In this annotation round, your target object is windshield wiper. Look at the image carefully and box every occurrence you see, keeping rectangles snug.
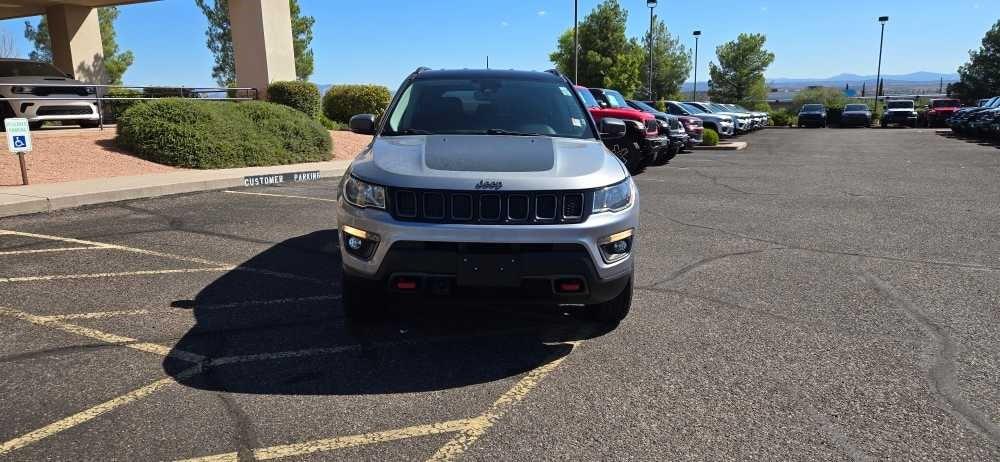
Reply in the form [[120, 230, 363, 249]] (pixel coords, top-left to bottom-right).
[[383, 128, 433, 136]]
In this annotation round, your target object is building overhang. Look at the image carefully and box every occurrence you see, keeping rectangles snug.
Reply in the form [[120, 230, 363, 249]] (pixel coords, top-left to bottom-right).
[[0, 0, 159, 20]]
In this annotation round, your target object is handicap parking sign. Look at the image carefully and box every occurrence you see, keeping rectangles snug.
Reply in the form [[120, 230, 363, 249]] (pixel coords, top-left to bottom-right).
[[5, 118, 32, 153]]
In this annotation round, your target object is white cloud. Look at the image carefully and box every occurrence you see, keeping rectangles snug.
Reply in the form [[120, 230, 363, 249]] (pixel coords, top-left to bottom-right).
[[760, 5, 768, 12], [537, 10, 547, 16], [500, 21, 510, 27]]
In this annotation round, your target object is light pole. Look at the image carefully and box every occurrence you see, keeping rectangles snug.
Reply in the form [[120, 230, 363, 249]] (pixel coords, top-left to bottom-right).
[[692, 30, 701, 101], [647, 0, 657, 100], [875, 16, 888, 120], [573, 0, 578, 84]]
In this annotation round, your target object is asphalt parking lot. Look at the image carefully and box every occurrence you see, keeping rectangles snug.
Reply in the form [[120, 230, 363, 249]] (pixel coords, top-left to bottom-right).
[[2, 128, 999, 460]]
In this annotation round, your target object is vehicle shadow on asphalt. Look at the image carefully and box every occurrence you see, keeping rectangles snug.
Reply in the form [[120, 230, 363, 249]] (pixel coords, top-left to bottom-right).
[[938, 131, 1000, 148], [162, 230, 607, 395]]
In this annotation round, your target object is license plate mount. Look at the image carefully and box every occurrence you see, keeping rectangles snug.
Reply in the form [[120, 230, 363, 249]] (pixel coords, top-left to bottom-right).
[[456, 254, 521, 287]]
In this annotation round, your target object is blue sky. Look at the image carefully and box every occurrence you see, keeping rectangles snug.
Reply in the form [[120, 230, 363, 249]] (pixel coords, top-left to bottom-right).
[[0, 0, 995, 89]]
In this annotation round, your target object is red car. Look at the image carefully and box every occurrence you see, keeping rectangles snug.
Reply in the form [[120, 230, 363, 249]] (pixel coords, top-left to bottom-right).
[[926, 98, 961, 127], [574, 85, 666, 174]]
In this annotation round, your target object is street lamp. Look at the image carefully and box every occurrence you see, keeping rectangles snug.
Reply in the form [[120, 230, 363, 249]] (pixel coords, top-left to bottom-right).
[[647, 0, 657, 100], [692, 30, 701, 101], [573, 0, 579, 84], [875, 16, 889, 120]]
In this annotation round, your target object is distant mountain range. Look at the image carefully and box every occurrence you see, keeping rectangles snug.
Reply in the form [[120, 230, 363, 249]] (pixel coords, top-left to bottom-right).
[[681, 71, 959, 92]]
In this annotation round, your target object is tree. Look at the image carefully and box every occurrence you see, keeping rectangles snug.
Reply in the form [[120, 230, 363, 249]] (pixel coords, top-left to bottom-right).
[[24, 19, 51, 62], [289, 0, 315, 81], [790, 86, 846, 112], [194, 0, 234, 86], [640, 17, 691, 100], [0, 30, 16, 58], [949, 19, 1000, 103], [707, 33, 775, 108], [549, 0, 643, 97], [24, 9, 133, 84], [99, 7, 134, 85], [196, 0, 315, 87]]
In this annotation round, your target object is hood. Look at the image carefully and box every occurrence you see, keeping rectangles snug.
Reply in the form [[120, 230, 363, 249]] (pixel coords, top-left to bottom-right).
[[0, 76, 86, 85], [350, 135, 627, 191], [842, 110, 870, 114], [591, 106, 655, 122]]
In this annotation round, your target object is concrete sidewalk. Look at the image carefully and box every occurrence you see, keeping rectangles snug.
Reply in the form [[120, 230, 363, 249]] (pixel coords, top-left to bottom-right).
[[0, 159, 351, 218]]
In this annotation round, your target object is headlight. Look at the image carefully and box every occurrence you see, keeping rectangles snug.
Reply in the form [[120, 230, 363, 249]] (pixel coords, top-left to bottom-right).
[[342, 175, 386, 209], [592, 179, 633, 213]]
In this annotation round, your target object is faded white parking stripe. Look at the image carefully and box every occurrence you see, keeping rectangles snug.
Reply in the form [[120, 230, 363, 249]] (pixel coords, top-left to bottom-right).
[[41, 295, 342, 320], [0, 267, 235, 283], [0, 246, 104, 256]]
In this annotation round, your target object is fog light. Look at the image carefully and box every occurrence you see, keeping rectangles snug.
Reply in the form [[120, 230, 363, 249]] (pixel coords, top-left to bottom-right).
[[598, 229, 634, 263], [347, 236, 363, 250], [342, 225, 379, 260]]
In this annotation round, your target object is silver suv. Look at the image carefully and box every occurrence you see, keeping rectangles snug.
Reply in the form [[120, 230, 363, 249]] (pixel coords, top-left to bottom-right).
[[338, 68, 639, 325]]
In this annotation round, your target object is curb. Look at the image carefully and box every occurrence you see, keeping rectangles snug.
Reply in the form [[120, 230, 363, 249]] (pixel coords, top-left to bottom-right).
[[0, 161, 350, 218], [692, 141, 747, 151]]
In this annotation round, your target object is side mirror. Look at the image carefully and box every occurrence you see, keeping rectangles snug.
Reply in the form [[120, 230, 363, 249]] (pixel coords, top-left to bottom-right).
[[349, 114, 376, 135], [599, 118, 627, 139], [598, 101, 609, 108]]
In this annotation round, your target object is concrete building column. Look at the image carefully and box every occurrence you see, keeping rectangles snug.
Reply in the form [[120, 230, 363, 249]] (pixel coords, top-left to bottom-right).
[[229, 0, 296, 98], [46, 5, 106, 83]]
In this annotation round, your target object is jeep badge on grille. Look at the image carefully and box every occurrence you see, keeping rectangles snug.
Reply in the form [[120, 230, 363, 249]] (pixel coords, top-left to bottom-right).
[[475, 180, 503, 190]]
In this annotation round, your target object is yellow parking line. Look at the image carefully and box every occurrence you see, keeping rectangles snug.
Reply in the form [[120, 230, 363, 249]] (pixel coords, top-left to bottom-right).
[[40, 295, 342, 320], [426, 342, 580, 461], [223, 190, 339, 203], [0, 364, 202, 457], [0, 266, 235, 283], [0, 229, 230, 267], [176, 418, 477, 462], [0, 246, 104, 256], [0, 306, 204, 363]]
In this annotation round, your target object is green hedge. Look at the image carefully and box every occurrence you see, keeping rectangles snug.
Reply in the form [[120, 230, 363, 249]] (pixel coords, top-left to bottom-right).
[[267, 81, 320, 118], [115, 99, 331, 169], [702, 128, 719, 146], [323, 84, 391, 124], [768, 109, 794, 127], [101, 88, 144, 123]]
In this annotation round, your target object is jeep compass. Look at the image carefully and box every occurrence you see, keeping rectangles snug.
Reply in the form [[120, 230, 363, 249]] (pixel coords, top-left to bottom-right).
[[338, 68, 638, 324]]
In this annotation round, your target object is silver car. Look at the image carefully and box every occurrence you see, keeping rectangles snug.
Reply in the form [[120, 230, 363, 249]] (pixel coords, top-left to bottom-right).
[[0, 59, 99, 130], [337, 68, 638, 325]]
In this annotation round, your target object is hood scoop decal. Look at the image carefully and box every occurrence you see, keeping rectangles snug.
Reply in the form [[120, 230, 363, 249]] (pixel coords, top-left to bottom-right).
[[424, 136, 555, 172]]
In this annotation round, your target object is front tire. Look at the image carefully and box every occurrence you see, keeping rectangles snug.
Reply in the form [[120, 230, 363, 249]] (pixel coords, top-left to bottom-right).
[[608, 137, 646, 175], [587, 276, 633, 325]]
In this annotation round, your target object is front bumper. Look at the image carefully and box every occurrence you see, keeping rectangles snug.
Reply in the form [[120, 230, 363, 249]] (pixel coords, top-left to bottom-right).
[[883, 113, 917, 125], [337, 194, 639, 303], [7, 99, 99, 122]]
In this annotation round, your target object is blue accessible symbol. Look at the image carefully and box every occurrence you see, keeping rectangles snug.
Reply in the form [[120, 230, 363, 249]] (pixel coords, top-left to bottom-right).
[[12, 135, 26, 148]]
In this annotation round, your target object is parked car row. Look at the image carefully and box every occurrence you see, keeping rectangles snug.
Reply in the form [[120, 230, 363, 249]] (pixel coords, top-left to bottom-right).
[[947, 96, 1000, 138]]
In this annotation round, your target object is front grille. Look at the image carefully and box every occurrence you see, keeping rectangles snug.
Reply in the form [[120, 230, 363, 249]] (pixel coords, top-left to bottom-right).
[[644, 119, 659, 133], [390, 188, 591, 225], [32, 86, 92, 97], [36, 106, 93, 116]]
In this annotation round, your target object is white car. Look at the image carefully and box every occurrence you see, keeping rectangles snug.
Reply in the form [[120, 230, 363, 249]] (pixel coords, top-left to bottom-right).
[[0, 58, 100, 130]]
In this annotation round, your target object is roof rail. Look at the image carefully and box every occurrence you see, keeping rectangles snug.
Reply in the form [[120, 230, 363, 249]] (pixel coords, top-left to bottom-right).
[[412, 66, 431, 75], [544, 69, 572, 84]]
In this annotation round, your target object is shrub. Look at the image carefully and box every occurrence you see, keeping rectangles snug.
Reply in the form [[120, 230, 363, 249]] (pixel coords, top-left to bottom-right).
[[116, 99, 331, 169], [101, 88, 144, 123], [323, 84, 391, 124], [267, 81, 320, 118], [768, 109, 794, 126], [319, 115, 347, 130], [702, 128, 719, 146]]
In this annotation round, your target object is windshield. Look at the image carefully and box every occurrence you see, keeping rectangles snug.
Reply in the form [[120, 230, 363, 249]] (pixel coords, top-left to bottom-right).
[[680, 102, 705, 114], [383, 77, 593, 139], [602, 90, 628, 108], [629, 100, 657, 113], [576, 88, 600, 108], [931, 99, 959, 108], [801, 104, 824, 112], [710, 104, 731, 112], [0, 60, 67, 78], [844, 104, 869, 111], [887, 101, 914, 109]]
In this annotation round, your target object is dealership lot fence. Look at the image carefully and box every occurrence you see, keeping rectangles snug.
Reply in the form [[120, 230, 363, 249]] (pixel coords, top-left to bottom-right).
[[0, 84, 259, 130]]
